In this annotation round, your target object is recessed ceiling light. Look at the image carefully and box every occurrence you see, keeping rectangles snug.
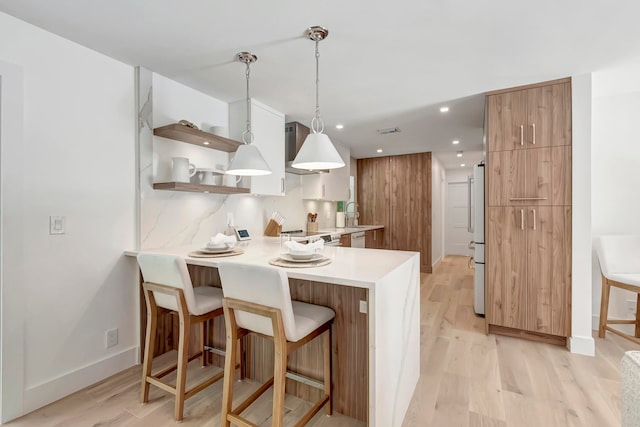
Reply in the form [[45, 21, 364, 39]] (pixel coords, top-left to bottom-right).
[[336, 124, 344, 129], [460, 163, 466, 167], [377, 149, 383, 153], [203, 141, 210, 145], [456, 151, 463, 157], [452, 140, 459, 145], [440, 106, 449, 113]]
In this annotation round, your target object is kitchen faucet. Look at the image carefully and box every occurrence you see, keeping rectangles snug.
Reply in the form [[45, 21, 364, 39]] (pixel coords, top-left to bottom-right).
[[345, 201, 359, 227]]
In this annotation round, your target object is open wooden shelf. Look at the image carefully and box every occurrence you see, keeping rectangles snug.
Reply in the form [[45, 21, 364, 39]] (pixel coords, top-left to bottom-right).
[[153, 124, 242, 152], [153, 182, 250, 194]]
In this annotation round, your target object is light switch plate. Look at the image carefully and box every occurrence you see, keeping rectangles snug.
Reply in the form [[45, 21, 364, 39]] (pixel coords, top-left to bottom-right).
[[359, 300, 367, 314], [49, 216, 65, 235]]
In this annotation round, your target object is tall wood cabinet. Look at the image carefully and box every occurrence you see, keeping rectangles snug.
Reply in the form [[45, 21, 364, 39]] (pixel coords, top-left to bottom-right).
[[357, 152, 432, 272], [486, 78, 572, 341]]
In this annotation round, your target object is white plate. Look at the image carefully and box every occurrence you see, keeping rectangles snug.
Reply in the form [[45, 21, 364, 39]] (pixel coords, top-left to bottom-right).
[[279, 253, 324, 263], [206, 242, 231, 250], [200, 246, 233, 254]]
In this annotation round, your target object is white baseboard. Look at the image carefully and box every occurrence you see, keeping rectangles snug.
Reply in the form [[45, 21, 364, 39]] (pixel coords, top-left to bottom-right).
[[568, 335, 595, 356], [432, 256, 442, 269], [23, 346, 139, 415]]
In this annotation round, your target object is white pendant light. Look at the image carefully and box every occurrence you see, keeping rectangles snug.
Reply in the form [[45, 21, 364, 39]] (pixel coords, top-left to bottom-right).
[[292, 26, 345, 170], [226, 52, 272, 176]]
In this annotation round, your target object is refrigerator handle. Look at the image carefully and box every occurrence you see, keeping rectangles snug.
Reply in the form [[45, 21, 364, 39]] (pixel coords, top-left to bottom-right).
[[468, 176, 474, 233]]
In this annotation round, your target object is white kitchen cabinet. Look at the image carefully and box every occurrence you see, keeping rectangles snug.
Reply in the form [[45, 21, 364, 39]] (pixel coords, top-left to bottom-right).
[[302, 143, 351, 201], [229, 99, 285, 196]]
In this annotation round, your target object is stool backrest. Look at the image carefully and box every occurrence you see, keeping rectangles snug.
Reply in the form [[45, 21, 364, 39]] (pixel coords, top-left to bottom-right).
[[217, 262, 296, 341], [595, 235, 640, 276], [137, 253, 197, 313]]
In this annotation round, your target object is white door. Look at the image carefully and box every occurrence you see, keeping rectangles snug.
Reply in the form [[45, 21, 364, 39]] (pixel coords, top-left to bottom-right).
[[445, 180, 473, 256]]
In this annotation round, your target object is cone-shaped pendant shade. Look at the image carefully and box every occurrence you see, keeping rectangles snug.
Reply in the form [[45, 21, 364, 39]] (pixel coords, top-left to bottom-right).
[[226, 144, 272, 176], [291, 132, 345, 170]]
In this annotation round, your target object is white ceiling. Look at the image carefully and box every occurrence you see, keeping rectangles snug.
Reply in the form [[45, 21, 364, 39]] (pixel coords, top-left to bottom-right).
[[2, 1, 640, 159]]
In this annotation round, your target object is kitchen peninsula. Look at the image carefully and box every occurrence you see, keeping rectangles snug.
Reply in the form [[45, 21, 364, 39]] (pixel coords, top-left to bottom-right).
[[126, 238, 419, 426]]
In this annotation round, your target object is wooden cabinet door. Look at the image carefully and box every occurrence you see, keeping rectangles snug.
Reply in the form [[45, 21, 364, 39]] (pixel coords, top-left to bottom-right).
[[526, 83, 572, 148], [357, 157, 390, 248], [340, 234, 351, 247], [525, 206, 571, 336], [487, 90, 527, 152], [486, 207, 527, 330], [551, 146, 571, 206], [524, 147, 552, 205], [487, 150, 526, 206], [365, 229, 384, 249]]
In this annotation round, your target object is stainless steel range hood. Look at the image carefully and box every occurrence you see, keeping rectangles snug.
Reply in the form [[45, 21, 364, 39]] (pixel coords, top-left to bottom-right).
[[285, 121, 329, 175]]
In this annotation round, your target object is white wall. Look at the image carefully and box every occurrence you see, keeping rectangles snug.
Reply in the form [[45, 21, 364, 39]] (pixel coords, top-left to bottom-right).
[[570, 74, 595, 355], [0, 11, 138, 420], [431, 156, 445, 266], [591, 59, 640, 332]]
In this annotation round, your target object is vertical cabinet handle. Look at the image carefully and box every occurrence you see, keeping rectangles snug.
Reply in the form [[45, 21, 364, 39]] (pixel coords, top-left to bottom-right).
[[373, 230, 377, 241], [520, 125, 524, 146], [467, 176, 473, 233], [520, 209, 524, 230], [532, 208, 537, 230], [281, 177, 285, 193], [531, 124, 536, 145], [322, 184, 325, 198]]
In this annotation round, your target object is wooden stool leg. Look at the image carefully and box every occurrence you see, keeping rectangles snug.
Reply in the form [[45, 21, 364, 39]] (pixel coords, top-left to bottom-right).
[[323, 328, 332, 415], [635, 294, 640, 338], [238, 334, 246, 380], [221, 308, 238, 427], [272, 335, 287, 427], [141, 293, 157, 404], [174, 315, 191, 421], [201, 319, 207, 367], [599, 275, 611, 338]]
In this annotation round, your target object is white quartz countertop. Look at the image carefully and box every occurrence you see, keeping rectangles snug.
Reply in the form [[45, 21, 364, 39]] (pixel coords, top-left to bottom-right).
[[125, 235, 416, 289], [318, 225, 384, 235]]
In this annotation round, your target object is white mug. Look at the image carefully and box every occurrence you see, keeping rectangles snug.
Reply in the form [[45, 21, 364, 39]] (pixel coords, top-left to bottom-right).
[[222, 173, 242, 187], [171, 157, 196, 183], [198, 170, 220, 186]]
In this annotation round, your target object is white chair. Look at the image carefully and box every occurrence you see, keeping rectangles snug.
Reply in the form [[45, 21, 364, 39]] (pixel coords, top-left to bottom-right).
[[137, 253, 241, 421], [595, 235, 640, 345], [217, 262, 335, 427]]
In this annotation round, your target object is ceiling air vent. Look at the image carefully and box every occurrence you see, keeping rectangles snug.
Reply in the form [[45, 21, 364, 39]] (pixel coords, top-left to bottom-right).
[[376, 127, 400, 135]]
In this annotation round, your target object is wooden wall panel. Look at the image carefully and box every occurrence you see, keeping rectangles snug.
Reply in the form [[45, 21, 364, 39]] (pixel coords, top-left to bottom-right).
[[357, 157, 390, 248]]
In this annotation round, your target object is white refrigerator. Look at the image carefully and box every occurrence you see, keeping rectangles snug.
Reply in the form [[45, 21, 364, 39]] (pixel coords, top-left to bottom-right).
[[469, 164, 485, 315]]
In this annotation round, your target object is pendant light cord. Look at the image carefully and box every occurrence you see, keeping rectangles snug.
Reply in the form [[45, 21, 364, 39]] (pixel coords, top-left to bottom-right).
[[311, 37, 324, 134], [243, 60, 254, 144]]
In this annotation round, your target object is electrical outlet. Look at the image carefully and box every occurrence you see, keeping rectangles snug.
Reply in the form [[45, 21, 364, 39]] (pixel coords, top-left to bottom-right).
[[627, 300, 637, 314], [105, 328, 118, 348]]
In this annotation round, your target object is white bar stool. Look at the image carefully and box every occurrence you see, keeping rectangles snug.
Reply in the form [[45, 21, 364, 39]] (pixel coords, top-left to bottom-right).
[[218, 262, 335, 427], [137, 253, 243, 421], [595, 235, 640, 345]]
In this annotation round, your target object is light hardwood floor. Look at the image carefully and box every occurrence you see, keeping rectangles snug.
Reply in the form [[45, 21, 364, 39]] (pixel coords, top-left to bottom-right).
[[7, 256, 637, 426]]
